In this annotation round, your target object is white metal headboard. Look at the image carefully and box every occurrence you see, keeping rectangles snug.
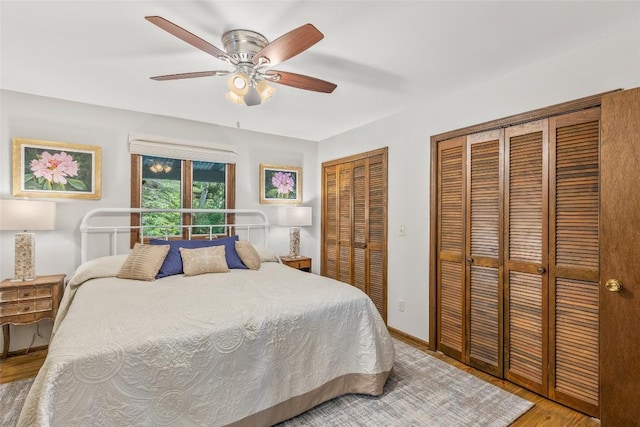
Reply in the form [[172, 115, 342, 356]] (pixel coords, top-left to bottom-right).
[[79, 208, 270, 264]]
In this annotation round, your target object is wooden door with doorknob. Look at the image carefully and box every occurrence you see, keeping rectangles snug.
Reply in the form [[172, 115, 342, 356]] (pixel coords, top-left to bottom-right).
[[599, 87, 640, 426]]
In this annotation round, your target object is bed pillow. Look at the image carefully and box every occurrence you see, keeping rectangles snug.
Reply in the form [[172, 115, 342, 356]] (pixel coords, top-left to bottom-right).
[[180, 245, 229, 276], [252, 244, 281, 263], [235, 240, 261, 270], [150, 235, 246, 278], [117, 243, 170, 281]]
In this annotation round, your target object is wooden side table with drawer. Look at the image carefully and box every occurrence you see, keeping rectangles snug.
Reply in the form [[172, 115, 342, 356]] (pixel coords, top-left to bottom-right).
[[0, 274, 65, 360], [280, 256, 312, 272]]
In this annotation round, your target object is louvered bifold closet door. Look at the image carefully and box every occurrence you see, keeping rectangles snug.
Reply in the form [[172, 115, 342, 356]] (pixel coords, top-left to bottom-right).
[[322, 163, 353, 284], [352, 160, 368, 295], [366, 154, 387, 321], [504, 120, 549, 395], [338, 164, 353, 284], [548, 108, 600, 417], [437, 136, 466, 361], [322, 165, 339, 278], [322, 148, 388, 323], [466, 130, 503, 376]]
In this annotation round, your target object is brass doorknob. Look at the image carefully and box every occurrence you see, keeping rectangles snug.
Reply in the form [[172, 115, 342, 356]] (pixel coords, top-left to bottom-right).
[[605, 279, 623, 292]]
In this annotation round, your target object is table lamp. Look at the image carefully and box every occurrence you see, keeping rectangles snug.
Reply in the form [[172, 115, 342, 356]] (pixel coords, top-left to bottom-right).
[[278, 206, 312, 258], [0, 199, 56, 281]]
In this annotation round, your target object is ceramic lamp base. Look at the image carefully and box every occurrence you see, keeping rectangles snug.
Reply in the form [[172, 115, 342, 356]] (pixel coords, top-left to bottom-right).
[[13, 232, 35, 281], [288, 227, 301, 258]]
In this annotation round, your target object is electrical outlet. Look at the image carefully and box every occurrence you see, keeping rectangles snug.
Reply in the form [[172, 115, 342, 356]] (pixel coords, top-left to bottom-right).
[[398, 299, 405, 312]]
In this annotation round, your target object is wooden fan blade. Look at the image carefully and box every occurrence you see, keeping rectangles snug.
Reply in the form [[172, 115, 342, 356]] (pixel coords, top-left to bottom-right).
[[253, 24, 323, 67], [268, 71, 337, 93], [145, 16, 231, 62], [150, 71, 228, 81]]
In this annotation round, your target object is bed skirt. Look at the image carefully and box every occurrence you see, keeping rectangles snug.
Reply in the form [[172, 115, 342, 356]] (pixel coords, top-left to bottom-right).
[[228, 369, 393, 427]]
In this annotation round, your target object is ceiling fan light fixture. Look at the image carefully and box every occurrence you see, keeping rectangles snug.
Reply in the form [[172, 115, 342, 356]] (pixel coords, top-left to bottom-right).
[[227, 73, 249, 96], [256, 80, 276, 102], [149, 160, 172, 173], [244, 86, 262, 107], [225, 91, 244, 105]]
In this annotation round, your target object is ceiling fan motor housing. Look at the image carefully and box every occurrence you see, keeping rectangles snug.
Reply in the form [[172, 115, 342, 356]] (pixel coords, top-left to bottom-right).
[[222, 30, 269, 64]]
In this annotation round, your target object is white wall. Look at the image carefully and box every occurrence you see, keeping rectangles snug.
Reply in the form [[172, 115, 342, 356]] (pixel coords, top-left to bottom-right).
[[0, 91, 319, 353], [318, 27, 640, 342]]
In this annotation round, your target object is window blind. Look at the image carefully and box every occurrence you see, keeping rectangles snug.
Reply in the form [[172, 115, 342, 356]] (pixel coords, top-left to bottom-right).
[[128, 133, 237, 164]]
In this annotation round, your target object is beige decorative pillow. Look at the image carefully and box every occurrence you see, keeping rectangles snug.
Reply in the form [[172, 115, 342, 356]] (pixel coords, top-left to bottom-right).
[[180, 245, 229, 276], [235, 240, 261, 270], [252, 244, 280, 263], [117, 243, 170, 281]]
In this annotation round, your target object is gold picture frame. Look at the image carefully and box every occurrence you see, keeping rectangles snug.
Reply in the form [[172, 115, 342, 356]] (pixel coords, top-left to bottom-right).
[[259, 163, 302, 204], [13, 138, 102, 199]]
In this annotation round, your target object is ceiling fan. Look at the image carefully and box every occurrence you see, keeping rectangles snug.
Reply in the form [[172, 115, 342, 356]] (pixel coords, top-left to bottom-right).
[[145, 16, 337, 106]]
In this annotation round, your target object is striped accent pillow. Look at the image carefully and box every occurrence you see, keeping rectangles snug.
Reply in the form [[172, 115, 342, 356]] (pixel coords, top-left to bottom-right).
[[117, 243, 170, 281], [235, 241, 261, 270]]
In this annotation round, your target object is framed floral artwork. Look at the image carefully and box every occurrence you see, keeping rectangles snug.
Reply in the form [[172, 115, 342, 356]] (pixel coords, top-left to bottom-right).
[[259, 163, 302, 204], [12, 138, 102, 199]]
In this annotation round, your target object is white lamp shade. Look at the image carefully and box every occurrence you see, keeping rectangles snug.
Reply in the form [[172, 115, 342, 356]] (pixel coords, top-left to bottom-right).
[[0, 199, 56, 231], [278, 206, 312, 227]]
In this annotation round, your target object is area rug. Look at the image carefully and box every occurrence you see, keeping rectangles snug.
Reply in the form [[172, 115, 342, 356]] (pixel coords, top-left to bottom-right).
[[277, 339, 533, 426], [0, 377, 33, 427], [0, 340, 532, 426]]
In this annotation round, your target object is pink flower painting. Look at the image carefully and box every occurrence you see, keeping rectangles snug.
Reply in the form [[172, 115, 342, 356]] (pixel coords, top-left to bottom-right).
[[30, 151, 79, 185], [271, 171, 295, 196], [261, 165, 301, 203], [22, 146, 91, 193], [16, 139, 100, 199]]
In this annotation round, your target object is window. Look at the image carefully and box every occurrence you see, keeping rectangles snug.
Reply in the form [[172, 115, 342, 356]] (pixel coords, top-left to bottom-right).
[[130, 154, 236, 243]]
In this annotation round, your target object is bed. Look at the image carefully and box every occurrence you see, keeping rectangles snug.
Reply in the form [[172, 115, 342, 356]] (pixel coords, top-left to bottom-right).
[[18, 208, 395, 427]]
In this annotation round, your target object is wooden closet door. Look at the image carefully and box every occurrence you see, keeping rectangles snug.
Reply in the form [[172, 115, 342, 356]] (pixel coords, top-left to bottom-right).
[[437, 136, 466, 361], [600, 87, 640, 426], [504, 120, 549, 395], [466, 130, 503, 376], [337, 163, 353, 284], [363, 154, 387, 320], [322, 165, 339, 278], [322, 148, 388, 322], [548, 108, 600, 417], [352, 160, 367, 295], [322, 162, 354, 284]]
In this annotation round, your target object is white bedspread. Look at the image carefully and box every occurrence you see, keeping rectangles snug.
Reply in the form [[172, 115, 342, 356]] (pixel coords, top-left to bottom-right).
[[18, 257, 394, 426]]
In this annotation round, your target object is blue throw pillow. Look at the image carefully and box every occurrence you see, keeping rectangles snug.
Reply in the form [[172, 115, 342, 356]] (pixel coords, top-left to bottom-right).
[[150, 235, 246, 278]]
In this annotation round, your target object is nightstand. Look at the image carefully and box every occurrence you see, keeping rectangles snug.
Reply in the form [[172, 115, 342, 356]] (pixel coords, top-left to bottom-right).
[[1, 274, 65, 360], [280, 256, 312, 272]]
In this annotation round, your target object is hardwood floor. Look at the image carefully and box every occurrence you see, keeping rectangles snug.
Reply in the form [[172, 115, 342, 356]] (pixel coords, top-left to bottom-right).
[[0, 342, 600, 426], [0, 349, 48, 384]]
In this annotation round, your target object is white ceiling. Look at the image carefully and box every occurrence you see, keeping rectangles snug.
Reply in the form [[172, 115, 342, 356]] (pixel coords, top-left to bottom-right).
[[1, 1, 638, 141]]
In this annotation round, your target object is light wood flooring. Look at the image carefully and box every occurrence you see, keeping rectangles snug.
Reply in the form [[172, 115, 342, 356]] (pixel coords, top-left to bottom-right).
[[0, 348, 48, 384], [1, 343, 600, 426]]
